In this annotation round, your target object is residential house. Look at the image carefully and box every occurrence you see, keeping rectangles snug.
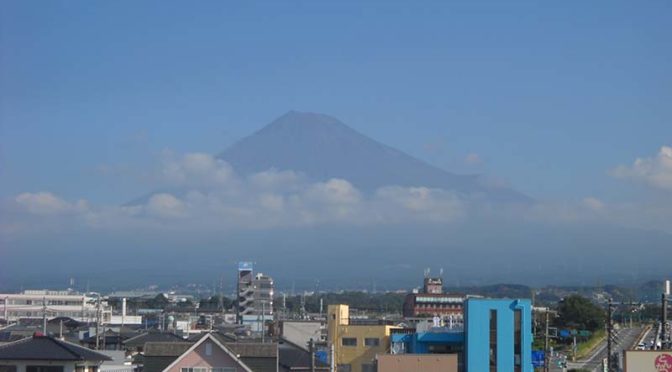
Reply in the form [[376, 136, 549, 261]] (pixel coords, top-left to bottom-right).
[[0, 334, 111, 372], [161, 333, 254, 372]]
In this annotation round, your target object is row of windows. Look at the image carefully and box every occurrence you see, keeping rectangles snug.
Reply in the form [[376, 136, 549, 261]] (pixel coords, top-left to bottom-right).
[[6, 311, 91, 318], [415, 304, 461, 309], [415, 296, 463, 303], [341, 337, 380, 347], [1, 300, 83, 306], [181, 368, 235, 372]]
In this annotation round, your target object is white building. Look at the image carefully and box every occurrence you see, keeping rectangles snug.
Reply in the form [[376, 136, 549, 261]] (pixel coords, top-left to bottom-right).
[[251, 273, 274, 316], [237, 262, 274, 320], [0, 290, 111, 323]]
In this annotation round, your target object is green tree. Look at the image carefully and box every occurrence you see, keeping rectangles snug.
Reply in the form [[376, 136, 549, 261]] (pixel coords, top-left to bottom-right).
[[556, 295, 605, 332], [198, 295, 233, 310], [146, 294, 170, 309]]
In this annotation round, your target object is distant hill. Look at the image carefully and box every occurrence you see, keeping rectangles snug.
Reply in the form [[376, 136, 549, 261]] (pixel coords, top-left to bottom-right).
[[218, 111, 531, 202]]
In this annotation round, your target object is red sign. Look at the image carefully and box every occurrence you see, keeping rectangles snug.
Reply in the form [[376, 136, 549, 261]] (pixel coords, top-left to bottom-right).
[[655, 354, 672, 372]]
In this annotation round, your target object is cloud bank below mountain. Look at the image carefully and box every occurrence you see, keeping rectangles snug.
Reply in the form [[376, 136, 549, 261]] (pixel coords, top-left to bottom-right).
[[4, 150, 672, 237]]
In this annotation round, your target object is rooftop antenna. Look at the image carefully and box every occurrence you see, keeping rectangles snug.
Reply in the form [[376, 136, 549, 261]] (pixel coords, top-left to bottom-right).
[[439, 268, 444, 278], [424, 268, 430, 278], [300, 293, 306, 319], [218, 274, 224, 311]]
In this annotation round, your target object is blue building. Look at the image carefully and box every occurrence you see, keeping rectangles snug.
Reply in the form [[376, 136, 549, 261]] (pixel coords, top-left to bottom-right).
[[391, 329, 464, 353], [390, 298, 533, 372], [464, 298, 533, 372], [391, 329, 465, 370]]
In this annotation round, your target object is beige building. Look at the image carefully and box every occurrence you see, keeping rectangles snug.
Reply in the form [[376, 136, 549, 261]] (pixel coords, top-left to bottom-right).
[[327, 304, 399, 372], [624, 350, 672, 372], [0, 290, 111, 323], [376, 354, 458, 372]]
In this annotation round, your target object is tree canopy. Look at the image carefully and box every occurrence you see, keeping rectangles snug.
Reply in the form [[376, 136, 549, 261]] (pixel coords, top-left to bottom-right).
[[556, 295, 605, 332]]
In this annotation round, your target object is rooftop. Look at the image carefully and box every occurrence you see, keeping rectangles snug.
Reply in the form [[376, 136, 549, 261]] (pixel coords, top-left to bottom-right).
[[0, 335, 112, 361]]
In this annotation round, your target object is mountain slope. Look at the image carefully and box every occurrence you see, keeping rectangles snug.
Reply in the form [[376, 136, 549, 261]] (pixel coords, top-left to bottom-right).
[[218, 111, 530, 202]]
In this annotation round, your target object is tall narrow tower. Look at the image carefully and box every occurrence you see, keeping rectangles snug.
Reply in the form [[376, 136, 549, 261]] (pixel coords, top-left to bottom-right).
[[237, 262, 254, 323]]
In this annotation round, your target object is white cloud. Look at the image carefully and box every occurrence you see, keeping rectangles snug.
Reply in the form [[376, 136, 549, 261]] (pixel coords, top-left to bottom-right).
[[248, 169, 304, 192], [304, 179, 361, 205], [15, 192, 88, 216], [145, 193, 187, 219], [464, 153, 483, 166], [374, 186, 464, 222], [612, 146, 672, 190], [162, 152, 236, 188], [258, 193, 285, 211], [6, 149, 672, 236], [582, 197, 605, 211]]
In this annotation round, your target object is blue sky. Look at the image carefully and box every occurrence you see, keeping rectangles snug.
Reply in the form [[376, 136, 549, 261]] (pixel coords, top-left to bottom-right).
[[1, 1, 672, 288], [2, 0, 670, 204]]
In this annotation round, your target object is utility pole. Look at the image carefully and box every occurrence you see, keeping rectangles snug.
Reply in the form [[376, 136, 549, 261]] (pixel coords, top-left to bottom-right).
[[218, 275, 224, 312], [544, 310, 550, 372], [42, 296, 47, 335], [261, 301, 265, 344], [662, 280, 670, 348], [119, 298, 125, 351], [300, 294, 306, 319], [309, 338, 316, 372], [607, 299, 614, 372], [95, 295, 101, 350]]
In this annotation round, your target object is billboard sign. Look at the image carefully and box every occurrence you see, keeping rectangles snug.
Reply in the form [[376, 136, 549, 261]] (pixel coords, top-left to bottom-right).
[[624, 351, 672, 372], [532, 350, 545, 367], [238, 261, 253, 271]]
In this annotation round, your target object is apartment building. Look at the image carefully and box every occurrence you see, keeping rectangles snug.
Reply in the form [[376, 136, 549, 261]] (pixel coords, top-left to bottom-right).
[[0, 290, 111, 323]]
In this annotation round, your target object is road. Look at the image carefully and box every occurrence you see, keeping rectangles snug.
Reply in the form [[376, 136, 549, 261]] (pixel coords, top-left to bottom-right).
[[568, 327, 643, 371], [548, 326, 644, 372]]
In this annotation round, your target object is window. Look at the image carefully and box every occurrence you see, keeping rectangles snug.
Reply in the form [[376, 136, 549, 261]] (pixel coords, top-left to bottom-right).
[[342, 337, 357, 346], [514, 309, 522, 372], [337, 365, 351, 372], [211, 369, 236, 372], [181, 368, 208, 372], [364, 338, 379, 347], [27, 367, 63, 372], [0, 366, 17, 372], [205, 342, 213, 356], [361, 363, 376, 372], [489, 309, 497, 372]]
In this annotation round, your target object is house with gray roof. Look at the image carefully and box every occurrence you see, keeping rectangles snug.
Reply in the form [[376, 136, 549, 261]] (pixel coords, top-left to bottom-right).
[[0, 334, 111, 372]]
